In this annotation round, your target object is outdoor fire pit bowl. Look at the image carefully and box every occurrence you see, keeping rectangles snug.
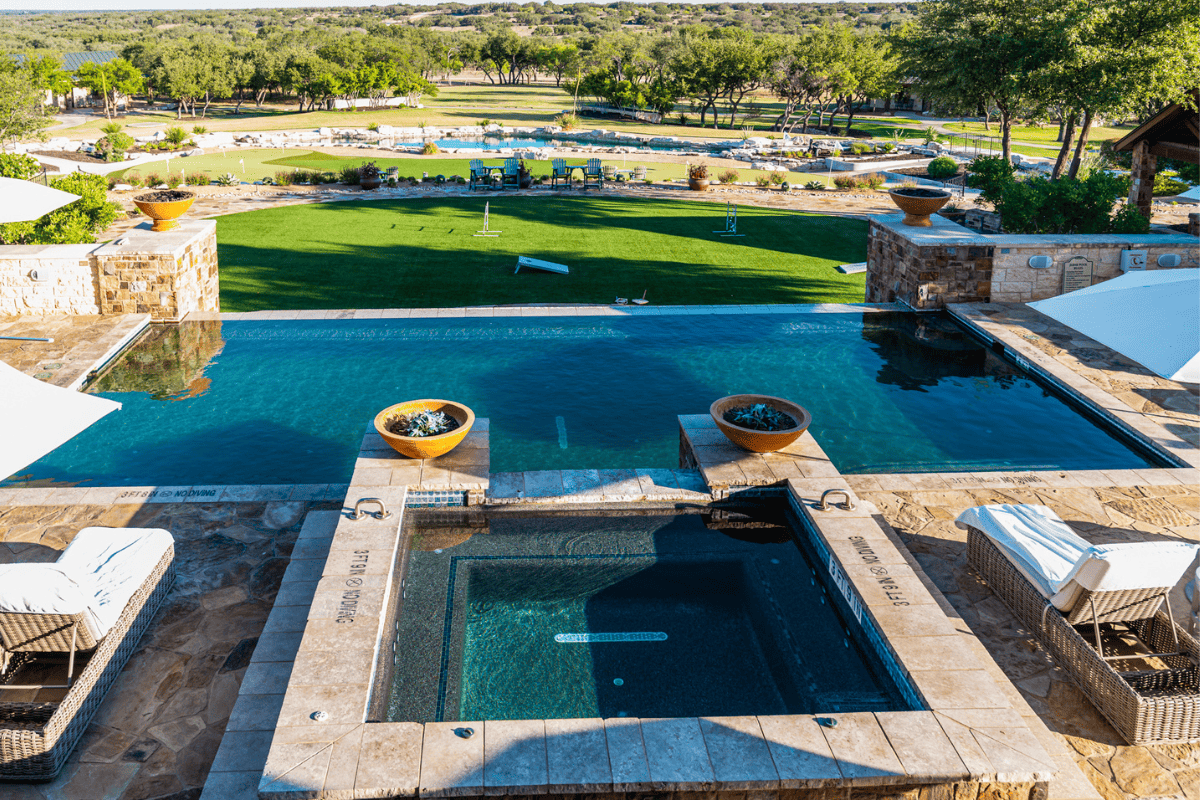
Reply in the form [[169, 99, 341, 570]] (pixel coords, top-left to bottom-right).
[[374, 399, 475, 459], [888, 187, 952, 227], [132, 190, 196, 232], [710, 394, 812, 453]]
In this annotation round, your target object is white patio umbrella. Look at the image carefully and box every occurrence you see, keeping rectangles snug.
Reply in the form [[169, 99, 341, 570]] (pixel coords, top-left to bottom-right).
[[0, 360, 121, 481], [1029, 268, 1200, 383], [0, 176, 80, 224]]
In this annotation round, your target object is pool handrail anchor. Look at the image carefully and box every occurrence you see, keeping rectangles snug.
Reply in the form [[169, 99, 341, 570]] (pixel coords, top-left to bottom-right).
[[818, 489, 856, 512], [351, 497, 391, 521]]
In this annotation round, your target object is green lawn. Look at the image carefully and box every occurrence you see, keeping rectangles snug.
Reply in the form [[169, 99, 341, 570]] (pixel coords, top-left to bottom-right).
[[215, 196, 868, 310], [114, 148, 834, 186], [943, 121, 1134, 145]]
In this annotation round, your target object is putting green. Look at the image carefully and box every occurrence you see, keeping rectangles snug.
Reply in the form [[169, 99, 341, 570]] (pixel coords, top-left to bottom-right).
[[215, 195, 868, 310]]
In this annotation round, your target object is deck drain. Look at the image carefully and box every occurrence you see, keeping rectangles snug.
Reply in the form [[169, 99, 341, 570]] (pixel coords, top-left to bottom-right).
[[555, 632, 667, 643]]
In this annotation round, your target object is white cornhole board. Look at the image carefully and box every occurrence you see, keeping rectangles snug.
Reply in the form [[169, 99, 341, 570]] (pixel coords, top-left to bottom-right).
[[837, 262, 867, 274], [515, 256, 569, 275]]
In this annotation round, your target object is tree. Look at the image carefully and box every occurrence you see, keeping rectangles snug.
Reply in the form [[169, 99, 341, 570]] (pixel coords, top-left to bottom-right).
[[0, 69, 56, 143], [75, 58, 143, 119], [21, 54, 72, 98], [894, 0, 1042, 163]]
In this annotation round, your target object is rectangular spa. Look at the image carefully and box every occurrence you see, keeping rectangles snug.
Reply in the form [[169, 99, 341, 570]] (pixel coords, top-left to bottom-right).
[[372, 501, 914, 724]]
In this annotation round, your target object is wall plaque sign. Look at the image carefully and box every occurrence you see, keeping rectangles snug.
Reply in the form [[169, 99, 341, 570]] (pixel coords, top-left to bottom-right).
[[1063, 256, 1094, 293]]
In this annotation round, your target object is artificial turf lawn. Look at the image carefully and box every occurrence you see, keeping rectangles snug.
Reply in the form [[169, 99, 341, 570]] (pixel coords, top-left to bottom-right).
[[215, 195, 868, 310]]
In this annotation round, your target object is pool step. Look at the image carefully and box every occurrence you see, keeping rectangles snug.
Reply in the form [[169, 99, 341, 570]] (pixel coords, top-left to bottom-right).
[[487, 468, 710, 504]]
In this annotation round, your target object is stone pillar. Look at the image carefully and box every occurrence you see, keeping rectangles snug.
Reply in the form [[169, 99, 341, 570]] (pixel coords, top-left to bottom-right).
[[1128, 140, 1157, 220], [93, 220, 219, 322], [1189, 212, 1199, 237]]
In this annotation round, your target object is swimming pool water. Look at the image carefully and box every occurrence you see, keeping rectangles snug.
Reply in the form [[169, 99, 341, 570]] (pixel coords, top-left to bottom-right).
[[381, 505, 910, 722], [11, 309, 1156, 487]]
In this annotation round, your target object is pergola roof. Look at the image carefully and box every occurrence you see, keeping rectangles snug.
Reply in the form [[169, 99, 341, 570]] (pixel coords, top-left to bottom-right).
[[1113, 91, 1200, 164]]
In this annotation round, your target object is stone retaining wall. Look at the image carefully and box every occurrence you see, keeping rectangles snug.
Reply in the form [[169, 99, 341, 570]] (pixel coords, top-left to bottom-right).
[[866, 213, 1197, 309], [0, 220, 218, 322]]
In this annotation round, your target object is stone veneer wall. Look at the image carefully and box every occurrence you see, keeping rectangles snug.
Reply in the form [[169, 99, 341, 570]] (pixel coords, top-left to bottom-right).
[[0, 220, 218, 322], [867, 213, 1198, 309], [0, 244, 102, 315]]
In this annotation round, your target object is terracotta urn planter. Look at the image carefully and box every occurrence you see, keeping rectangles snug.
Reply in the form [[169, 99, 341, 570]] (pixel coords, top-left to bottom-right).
[[888, 187, 951, 227], [688, 178, 711, 191], [132, 190, 195, 232], [710, 394, 812, 453], [374, 399, 475, 460]]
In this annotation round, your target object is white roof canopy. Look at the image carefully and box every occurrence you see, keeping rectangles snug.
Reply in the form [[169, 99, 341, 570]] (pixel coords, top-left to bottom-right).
[[0, 360, 120, 481], [0, 177, 80, 224], [1028, 269, 1200, 384]]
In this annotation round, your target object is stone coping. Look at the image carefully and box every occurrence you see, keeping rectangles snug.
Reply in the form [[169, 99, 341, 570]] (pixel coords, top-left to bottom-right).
[[0, 484, 349, 505], [257, 439, 1059, 799], [186, 303, 896, 321], [872, 211, 1197, 248], [93, 219, 217, 258], [355, 419, 491, 504], [488, 468, 711, 504], [948, 303, 1199, 470]]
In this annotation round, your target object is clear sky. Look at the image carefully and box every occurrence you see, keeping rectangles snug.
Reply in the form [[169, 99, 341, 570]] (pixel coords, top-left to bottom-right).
[[6, 0, 796, 11]]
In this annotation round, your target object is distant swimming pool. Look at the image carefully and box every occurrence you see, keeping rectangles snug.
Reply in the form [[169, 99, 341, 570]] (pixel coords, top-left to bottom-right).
[[11, 309, 1158, 487]]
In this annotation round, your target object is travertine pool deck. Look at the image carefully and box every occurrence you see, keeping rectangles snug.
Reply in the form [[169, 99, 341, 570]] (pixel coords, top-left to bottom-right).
[[0, 313, 149, 390]]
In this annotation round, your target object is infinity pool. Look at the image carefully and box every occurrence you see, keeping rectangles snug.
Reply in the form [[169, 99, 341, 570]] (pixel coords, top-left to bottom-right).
[[10, 309, 1157, 486]]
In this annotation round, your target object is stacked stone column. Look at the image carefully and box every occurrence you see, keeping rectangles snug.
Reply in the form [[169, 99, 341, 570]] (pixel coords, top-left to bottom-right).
[[1128, 140, 1157, 220]]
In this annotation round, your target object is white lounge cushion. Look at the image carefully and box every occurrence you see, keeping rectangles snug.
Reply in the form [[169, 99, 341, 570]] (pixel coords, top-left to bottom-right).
[[54, 527, 173, 636], [0, 563, 97, 642], [956, 504, 1198, 612]]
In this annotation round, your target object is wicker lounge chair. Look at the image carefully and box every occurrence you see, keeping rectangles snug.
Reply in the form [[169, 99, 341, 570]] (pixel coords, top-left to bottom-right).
[[584, 158, 603, 190], [959, 504, 1200, 744], [0, 527, 175, 780]]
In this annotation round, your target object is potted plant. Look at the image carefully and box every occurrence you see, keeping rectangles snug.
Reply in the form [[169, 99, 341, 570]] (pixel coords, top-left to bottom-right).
[[132, 189, 196, 232], [888, 185, 952, 227], [360, 161, 382, 191], [688, 163, 710, 191], [374, 399, 475, 459], [518, 160, 532, 190], [710, 394, 812, 453]]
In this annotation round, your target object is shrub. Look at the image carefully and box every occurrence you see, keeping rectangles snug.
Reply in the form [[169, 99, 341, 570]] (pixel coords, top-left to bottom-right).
[[677, 113, 690, 126], [340, 165, 362, 185], [1153, 171, 1190, 196], [833, 174, 859, 189], [274, 170, 296, 186], [880, 142, 897, 154], [143, 172, 163, 187], [192, 125, 207, 134], [860, 175, 885, 189], [477, 118, 491, 127], [687, 163, 708, 180], [804, 180, 825, 190], [421, 141, 440, 155], [768, 172, 785, 186], [1109, 204, 1151, 234], [107, 176, 119, 190], [367, 122, 380, 132], [966, 155, 1016, 204], [991, 171, 1133, 234], [124, 172, 143, 187], [0, 172, 119, 245], [100, 122, 123, 136], [166, 174, 183, 189], [850, 142, 872, 155], [95, 132, 134, 162], [717, 169, 739, 184], [927, 156, 959, 180], [754, 175, 771, 187], [0, 153, 41, 180], [185, 173, 209, 186], [164, 127, 189, 146], [215, 173, 238, 186], [554, 112, 578, 130]]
